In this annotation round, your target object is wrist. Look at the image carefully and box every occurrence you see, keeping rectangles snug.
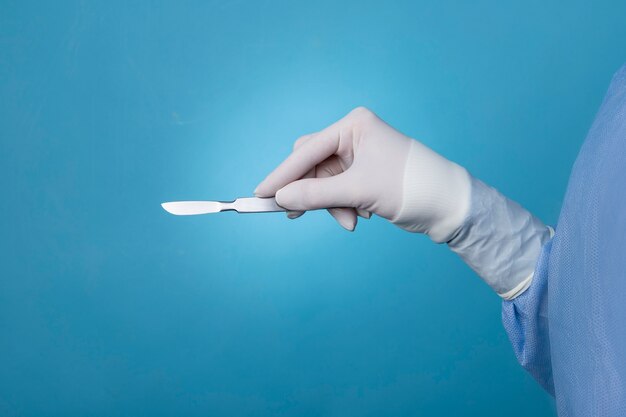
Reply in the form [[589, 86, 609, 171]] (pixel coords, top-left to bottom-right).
[[392, 139, 472, 243]]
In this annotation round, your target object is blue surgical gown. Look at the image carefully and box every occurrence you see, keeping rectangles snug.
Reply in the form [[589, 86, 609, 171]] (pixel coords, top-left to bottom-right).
[[502, 64, 626, 416]]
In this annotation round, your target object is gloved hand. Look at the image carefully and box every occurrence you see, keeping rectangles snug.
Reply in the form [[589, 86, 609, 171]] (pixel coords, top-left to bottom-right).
[[254, 107, 471, 241], [255, 107, 551, 299]]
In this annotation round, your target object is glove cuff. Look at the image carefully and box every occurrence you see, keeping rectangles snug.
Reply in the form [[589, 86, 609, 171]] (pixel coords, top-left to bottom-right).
[[392, 140, 472, 243], [448, 178, 553, 299]]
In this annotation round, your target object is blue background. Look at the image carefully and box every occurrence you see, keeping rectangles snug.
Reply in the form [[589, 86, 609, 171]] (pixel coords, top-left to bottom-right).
[[2, 1, 625, 416]]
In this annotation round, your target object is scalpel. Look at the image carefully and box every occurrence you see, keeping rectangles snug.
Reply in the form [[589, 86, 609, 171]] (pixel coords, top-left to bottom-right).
[[161, 197, 286, 215]]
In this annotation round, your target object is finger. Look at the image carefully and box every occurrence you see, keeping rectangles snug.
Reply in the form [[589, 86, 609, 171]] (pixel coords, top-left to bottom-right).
[[255, 124, 343, 197], [287, 210, 304, 219], [282, 135, 315, 219], [328, 207, 358, 231], [314, 156, 356, 230], [284, 163, 315, 219], [356, 209, 371, 219], [275, 172, 355, 211]]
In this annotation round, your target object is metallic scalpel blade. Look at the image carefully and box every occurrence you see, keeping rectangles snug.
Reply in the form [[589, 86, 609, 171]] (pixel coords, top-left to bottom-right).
[[161, 197, 285, 216]]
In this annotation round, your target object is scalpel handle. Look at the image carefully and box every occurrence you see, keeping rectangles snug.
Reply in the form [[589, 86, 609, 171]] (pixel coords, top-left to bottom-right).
[[231, 197, 286, 213]]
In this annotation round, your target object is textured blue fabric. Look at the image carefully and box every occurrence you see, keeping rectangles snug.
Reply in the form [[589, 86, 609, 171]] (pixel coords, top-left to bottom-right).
[[502, 239, 554, 395], [503, 64, 626, 416]]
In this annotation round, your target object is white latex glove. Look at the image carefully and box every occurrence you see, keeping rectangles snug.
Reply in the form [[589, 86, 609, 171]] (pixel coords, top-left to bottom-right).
[[255, 107, 470, 241], [255, 107, 551, 299]]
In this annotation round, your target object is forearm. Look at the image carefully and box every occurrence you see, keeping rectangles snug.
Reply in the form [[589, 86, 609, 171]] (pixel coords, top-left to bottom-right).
[[448, 177, 552, 299], [392, 138, 552, 299]]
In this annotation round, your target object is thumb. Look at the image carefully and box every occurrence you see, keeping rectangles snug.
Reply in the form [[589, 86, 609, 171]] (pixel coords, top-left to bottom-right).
[[275, 173, 356, 211]]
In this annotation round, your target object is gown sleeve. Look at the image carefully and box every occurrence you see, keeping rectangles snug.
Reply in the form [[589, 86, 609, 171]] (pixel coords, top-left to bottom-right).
[[502, 63, 626, 416], [501, 239, 555, 396]]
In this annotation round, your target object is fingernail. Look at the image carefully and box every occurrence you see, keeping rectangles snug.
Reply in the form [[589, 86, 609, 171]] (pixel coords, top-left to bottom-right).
[[340, 218, 356, 232]]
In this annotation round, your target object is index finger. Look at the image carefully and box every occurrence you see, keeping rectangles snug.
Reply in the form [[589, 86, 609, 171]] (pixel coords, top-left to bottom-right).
[[254, 124, 342, 197]]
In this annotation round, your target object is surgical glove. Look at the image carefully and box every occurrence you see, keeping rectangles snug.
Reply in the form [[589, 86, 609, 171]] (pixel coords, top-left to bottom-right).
[[255, 107, 551, 299]]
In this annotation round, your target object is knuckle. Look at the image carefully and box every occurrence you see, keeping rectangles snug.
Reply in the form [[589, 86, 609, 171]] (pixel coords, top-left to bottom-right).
[[349, 106, 374, 120], [293, 134, 312, 150], [346, 107, 378, 134]]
